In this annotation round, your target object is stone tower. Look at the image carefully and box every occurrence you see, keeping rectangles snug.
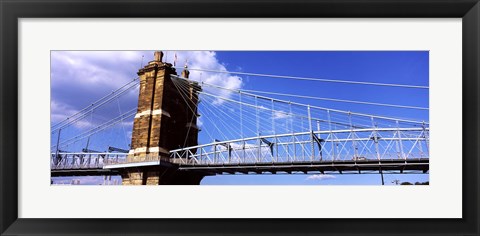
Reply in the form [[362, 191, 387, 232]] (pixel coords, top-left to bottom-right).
[[121, 51, 203, 185]]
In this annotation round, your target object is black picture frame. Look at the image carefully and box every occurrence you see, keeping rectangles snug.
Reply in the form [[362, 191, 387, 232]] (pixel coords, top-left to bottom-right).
[[1, 0, 479, 235]]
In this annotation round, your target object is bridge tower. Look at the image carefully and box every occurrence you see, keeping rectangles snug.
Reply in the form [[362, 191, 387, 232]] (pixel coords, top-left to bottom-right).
[[121, 51, 204, 185]]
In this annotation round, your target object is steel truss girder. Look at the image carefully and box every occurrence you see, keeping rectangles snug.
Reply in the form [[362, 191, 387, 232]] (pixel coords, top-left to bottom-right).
[[170, 128, 429, 166]]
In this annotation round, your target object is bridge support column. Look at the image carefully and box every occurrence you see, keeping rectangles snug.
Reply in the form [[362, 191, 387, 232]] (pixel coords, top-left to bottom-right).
[[121, 51, 202, 185]]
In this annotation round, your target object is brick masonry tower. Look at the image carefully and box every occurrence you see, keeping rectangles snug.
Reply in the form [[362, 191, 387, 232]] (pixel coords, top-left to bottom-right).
[[120, 51, 204, 185]]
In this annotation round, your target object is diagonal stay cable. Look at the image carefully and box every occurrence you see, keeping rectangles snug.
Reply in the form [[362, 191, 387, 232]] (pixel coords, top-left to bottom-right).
[[51, 80, 139, 133], [52, 78, 138, 129], [236, 88, 428, 110], [52, 108, 137, 149], [173, 67, 428, 89], [187, 78, 427, 125]]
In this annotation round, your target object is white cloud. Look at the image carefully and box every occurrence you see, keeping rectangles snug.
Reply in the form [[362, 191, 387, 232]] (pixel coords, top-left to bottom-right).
[[50, 100, 97, 130], [273, 111, 292, 120], [51, 51, 144, 90], [197, 116, 204, 128], [50, 51, 145, 132], [50, 100, 77, 123], [306, 174, 336, 181], [166, 51, 243, 104], [210, 142, 272, 157]]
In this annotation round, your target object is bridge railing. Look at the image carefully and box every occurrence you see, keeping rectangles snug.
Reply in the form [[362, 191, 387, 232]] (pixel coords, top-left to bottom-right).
[[169, 127, 429, 166], [51, 152, 129, 170]]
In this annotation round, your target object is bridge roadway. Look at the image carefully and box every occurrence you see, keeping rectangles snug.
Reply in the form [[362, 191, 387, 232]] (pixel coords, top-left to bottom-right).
[[175, 158, 429, 175], [51, 157, 429, 177], [51, 168, 119, 177]]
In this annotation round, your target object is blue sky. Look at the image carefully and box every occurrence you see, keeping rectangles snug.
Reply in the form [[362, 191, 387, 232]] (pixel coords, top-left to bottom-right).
[[51, 51, 429, 185]]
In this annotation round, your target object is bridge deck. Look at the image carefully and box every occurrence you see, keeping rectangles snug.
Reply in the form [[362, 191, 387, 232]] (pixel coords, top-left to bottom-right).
[[51, 168, 119, 177], [51, 158, 428, 177], [177, 158, 429, 175]]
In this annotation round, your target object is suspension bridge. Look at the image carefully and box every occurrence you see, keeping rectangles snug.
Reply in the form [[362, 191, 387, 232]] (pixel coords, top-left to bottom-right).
[[50, 51, 429, 185]]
